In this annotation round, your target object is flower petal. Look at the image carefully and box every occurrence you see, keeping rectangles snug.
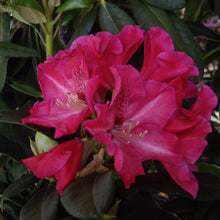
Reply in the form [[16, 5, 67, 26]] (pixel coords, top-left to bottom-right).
[[141, 27, 174, 79], [22, 99, 90, 138]]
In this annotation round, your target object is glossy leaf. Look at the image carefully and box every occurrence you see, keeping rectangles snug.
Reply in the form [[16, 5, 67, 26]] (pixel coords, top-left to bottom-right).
[[20, 184, 59, 220], [0, 109, 28, 125], [118, 191, 178, 220], [61, 172, 115, 219], [1, 174, 37, 205], [196, 163, 220, 178], [0, 12, 10, 93], [99, 1, 135, 34], [0, 42, 38, 57], [184, 0, 204, 22], [129, 0, 187, 51], [10, 80, 42, 98], [67, 6, 98, 47], [0, 5, 29, 24], [14, 6, 46, 24], [12, 0, 44, 13], [56, 0, 90, 12], [144, 0, 185, 11], [168, 12, 204, 78], [187, 22, 220, 41], [135, 172, 220, 201]]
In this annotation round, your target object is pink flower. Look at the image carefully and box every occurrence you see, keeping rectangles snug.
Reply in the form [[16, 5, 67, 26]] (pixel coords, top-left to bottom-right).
[[83, 27, 217, 198], [84, 65, 197, 196], [22, 47, 102, 138], [22, 25, 144, 138], [21, 139, 83, 194]]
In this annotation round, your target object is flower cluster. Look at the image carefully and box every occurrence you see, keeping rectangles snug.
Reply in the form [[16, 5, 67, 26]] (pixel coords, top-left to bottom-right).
[[22, 25, 217, 197]]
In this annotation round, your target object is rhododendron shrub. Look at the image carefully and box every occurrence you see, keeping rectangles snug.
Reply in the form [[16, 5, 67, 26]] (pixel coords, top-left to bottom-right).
[[22, 25, 217, 198]]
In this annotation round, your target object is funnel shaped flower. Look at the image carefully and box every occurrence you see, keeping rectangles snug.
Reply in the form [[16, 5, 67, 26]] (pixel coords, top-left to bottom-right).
[[22, 48, 102, 138], [84, 65, 205, 197], [21, 139, 83, 194]]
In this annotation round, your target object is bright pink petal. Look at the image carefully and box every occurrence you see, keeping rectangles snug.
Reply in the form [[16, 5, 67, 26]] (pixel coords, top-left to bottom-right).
[[146, 51, 198, 82], [117, 25, 144, 64], [22, 139, 83, 194], [190, 84, 218, 120], [162, 162, 198, 198], [141, 27, 174, 79], [37, 49, 89, 101], [22, 99, 90, 138]]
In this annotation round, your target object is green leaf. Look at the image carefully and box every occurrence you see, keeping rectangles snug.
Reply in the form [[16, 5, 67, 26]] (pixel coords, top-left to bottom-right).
[[195, 172, 220, 201], [130, 0, 186, 50], [0, 42, 39, 57], [168, 12, 204, 79], [135, 172, 220, 201], [56, 0, 91, 12], [0, 12, 10, 93], [186, 22, 220, 41], [1, 174, 38, 205], [99, 1, 135, 35], [196, 163, 220, 178], [15, 5, 46, 24], [12, 0, 44, 14], [144, 0, 185, 11], [61, 172, 115, 219], [0, 5, 29, 24], [184, 0, 206, 22], [19, 184, 59, 220], [67, 6, 98, 47], [215, 0, 220, 17], [0, 109, 28, 125], [10, 80, 42, 98]]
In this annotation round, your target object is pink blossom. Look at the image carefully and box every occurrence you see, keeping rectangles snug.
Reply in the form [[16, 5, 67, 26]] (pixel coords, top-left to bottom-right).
[[22, 47, 102, 138], [21, 139, 83, 194]]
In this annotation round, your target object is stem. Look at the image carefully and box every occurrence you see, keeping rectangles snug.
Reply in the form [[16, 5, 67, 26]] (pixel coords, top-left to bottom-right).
[[45, 21, 54, 56]]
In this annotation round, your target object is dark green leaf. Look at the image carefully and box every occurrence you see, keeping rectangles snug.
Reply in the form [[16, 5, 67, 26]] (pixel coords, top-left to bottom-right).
[[184, 0, 205, 22], [10, 80, 42, 98], [1, 174, 37, 205], [196, 163, 220, 178], [0, 12, 10, 92], [19, 184, 59, 220], [93, 171, 115, 215], [118, 190, 178, 220], [130, 0, 188, 51], [215, 0, 220, 17], [144, 0, 185, 11], [0, 97, 9, 109], [0, 109, 28, 125], [0, 42, 39, 57], [186, 22, 220, 41], [0, 171, 8, 184], [99, 2, 135, 35], [135, 172, 220, 201], [168, 12, 204, 79], [67, 6, 98, 47], [61, 172, 115, 219], [12, 0, 44, 13], [195, 172, 220, 201], [56, 0, 90, 12]]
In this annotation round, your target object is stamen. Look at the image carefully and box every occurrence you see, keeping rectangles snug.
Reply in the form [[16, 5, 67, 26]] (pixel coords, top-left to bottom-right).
[[56, 92, 87, 112]]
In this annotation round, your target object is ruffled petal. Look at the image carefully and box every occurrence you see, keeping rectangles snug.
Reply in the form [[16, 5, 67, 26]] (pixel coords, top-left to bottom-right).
[[22, 99, 90, 138]]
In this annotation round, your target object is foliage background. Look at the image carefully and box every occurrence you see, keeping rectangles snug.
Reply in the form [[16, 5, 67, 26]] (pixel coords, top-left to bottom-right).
[[0, 0, 220, 219]]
